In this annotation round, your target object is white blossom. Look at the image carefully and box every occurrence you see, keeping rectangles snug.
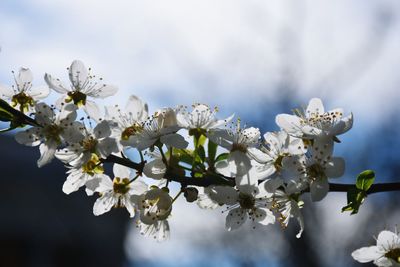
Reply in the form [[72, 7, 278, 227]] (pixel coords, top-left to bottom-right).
[[208, 182, 275, 231], [0, 68, 49, 113], [15, 103, 83, 167], [281, 139, 345, 201], [127, 108, 188, 150], [271, 188, 304, 238], [259, 131, 307, 177], [136, 186, 173, 225], [352, 230, 400, 266], [105, 95, 148, 147], [176, 103, 234, 131], [276, 98, 353, 141], [44, 60, 118, 121], [62, 154, 105, 195], [55, 120, 119, 168], [209, 121, 265, 176], [137, 219, 170, 242], [93, 164, 148, 217]]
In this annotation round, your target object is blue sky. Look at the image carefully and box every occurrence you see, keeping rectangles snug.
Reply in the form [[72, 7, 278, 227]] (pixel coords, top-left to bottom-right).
[[1, 0, 400, 266]]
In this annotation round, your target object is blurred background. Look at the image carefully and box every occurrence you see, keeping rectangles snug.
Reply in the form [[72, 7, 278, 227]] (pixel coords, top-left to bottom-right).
[[0, 0, 400, 266]]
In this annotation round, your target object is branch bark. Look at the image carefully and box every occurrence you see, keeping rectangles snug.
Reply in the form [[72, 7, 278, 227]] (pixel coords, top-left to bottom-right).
[[104, 154, 400, 193]]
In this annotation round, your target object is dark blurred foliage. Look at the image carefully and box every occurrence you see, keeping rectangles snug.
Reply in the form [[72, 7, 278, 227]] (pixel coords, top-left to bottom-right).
[[0, 136, 130, 267]]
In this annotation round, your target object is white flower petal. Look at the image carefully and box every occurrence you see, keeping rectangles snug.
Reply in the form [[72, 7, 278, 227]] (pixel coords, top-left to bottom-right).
[[94, 120, 112, 139], [85, 176, 102, 196], [125, 95, 148, 122], [306, 98, 324, 116], [113, 164, 131, 179], [160, 133, 188, 149], [377, 230, 400, 248], [215, 160, 235, 177], [247, 147, 271, 163], [254, 207, 275, 226], [69, 60, 88, 89], [325, 157, 345, 178], [97, 137, 119, 158], [28, 86, 50, 100], [93, 192, 117, 216], [310, 178, 329, 202], [263, 178, 284, 193], [35, 103, 54, 126], [197, 188, 219, 209], [209, 113, 235, 129], [312, 137, 334, 161], [63, 169, 87, 194], [208, 185, 238, 205], [128, 135, 156, 151], [15, 128, 42, 146], [331, 113, 354, 136], [229, 150, 252, 176], [225, 207, 247, 231], [44, 73, 70, 94], [129, 179, 148, 196], [0, 84, 14, 98], [16, 68, 33, 89], [37, 141, 57, 168], [120, 195, 136, 218], [351, 246, 382, 263], [143, 158, 166, 180], [55, 145, 84, 166], [83, 99, 102, 122], [87, 84, 118, 99], [241, 127, 260, 145], [207, 129, 233, 149], [281, 155, 306, 180], [61, 121, 84, 143], [275, 114, 303, 137]]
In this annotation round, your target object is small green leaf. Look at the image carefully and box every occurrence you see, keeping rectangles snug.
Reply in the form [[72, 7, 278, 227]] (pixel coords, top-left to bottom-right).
[[356, 170, 375, 191], [215, 153, 229, 162], [173, 149, 194, 165], [194, 133, 207, 148], [196, 145, 206, 163], [341, 187, 366, 215], [208, 140, 218, 162]]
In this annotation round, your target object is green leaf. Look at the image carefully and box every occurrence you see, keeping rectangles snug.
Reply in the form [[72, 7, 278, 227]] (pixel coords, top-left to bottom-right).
[[196, 145, 206, 163], [173, 149, 194, 165], [341, 187, 366, 215], [194, 134, 207, 148], [355, 170, 375, 191], [215, 153, 229, 162], [208, 140, 218, 162]]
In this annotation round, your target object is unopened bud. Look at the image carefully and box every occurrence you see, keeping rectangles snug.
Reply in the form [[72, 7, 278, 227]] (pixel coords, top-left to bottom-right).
[[184, 187, 199, 202]]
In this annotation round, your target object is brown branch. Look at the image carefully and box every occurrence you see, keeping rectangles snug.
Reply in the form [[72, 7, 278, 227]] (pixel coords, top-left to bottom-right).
[[329, 183, 400, 194], [104, 154, 400, 192]]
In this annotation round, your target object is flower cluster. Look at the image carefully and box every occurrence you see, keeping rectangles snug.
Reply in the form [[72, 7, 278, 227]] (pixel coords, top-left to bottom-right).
[[1, 60, 355, 243]]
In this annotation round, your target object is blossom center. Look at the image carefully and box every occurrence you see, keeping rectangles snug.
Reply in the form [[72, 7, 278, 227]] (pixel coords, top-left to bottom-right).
[[44, 124, 63, 144], [82, 154, 104, 176], [11, 92, 34, 112], [66, 90, 87, 107], [231, 143, 247, 153], [121, 123, 143, 140], [307, 163, 326, 180], [113, 177, 130, 195], [274, 153, 289, 171], [81, 137, 98, 153], [385, 248, 400, 263], [238, 192, 255, 209]]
